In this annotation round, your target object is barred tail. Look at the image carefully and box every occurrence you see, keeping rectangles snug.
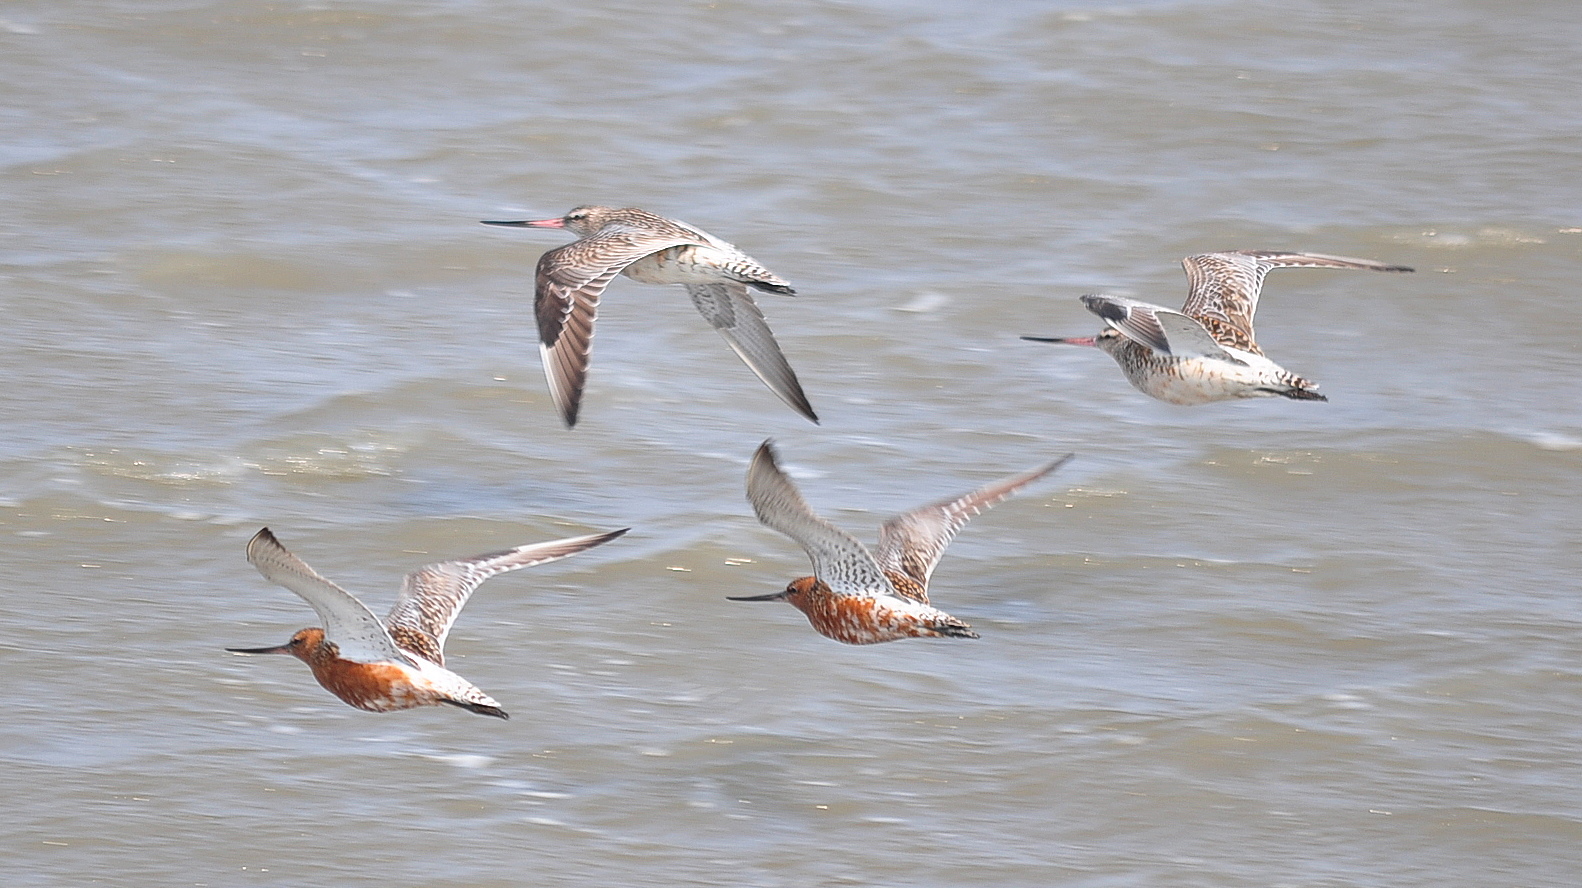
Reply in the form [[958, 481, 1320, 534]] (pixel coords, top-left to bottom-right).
[[1279, 375, 1327, 402], [445, 698, 509, 720], [931, 617, 980, 639]]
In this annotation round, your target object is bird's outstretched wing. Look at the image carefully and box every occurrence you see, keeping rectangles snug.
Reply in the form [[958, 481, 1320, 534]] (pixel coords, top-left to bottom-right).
[[1080, 294, 1239, 360], [686, 283, 818, 424], [385, 528, 629, 665], [876, 455, 1072, 594], [245, 528, 407, 665], [746, 440, 896, 599], [1180, 250, 1414, 347], [535, 227, 701, 426]]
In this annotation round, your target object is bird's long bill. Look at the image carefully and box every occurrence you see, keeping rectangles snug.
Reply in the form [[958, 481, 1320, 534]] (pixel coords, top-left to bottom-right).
[[1021, 334, 1096, 347], [225, 643, 292, 655], [479, 218, 564, 228], [725, 590, 790, 602]]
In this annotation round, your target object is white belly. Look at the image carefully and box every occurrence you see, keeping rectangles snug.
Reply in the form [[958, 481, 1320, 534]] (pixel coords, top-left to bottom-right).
[[622, 245, 733, 285], [1123, 352, 1289, 405]]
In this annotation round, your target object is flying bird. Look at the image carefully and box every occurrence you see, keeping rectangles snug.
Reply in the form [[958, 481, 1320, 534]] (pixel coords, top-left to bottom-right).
[[1022, 250, 1413, 404], [482, 205, 817, 427], [730, 440, 1070, 645], [228, 526, 627, 718]]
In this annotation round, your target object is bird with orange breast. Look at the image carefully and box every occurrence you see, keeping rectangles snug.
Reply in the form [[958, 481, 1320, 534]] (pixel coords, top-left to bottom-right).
[[730, 440, 1070, 644], [228, 526, 626, 718]]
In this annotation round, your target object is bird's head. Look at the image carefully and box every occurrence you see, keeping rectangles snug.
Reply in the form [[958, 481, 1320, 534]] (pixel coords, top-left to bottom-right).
[[226, 627, 329, 664], [727, 575, 821, 610]]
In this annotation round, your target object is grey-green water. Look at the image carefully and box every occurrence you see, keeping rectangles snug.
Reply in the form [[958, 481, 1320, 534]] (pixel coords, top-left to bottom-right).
[[3, 2, 1581, 886]]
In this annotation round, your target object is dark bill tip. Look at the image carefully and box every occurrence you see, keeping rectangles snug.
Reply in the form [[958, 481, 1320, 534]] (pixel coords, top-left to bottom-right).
[[726, 591, 789, 602], [225, 645, 290, 655], [481, 218, 565, 229], [1021, 335, 1095, 347]]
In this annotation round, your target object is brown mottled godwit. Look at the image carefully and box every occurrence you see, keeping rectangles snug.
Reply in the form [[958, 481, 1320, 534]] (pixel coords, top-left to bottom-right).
[[482, 205, 817, 427], [1023, 250, 1413, 404]]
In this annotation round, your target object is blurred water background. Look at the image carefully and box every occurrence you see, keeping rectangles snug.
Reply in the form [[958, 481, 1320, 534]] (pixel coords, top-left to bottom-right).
[[3, 2, 1581, 886]]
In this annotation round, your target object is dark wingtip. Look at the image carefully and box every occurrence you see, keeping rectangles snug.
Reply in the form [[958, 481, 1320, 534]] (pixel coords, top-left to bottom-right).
[[1090, 302, 1127, 323], [582, 526, 631, 551], [752, 438, 779, 465], [775, 389, 818, 425]]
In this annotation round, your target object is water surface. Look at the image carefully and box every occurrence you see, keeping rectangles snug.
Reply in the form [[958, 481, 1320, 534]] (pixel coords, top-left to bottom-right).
[[3, 2, 1581, 886]]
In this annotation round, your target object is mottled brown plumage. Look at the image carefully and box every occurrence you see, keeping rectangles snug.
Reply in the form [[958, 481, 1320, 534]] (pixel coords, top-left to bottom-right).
[[1023, 250, 1413, 404], [482, 205, 816, 427]]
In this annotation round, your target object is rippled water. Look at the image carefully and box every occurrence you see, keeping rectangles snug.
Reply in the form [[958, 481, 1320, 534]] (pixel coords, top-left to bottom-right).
[[4, 2, 1581, 886]]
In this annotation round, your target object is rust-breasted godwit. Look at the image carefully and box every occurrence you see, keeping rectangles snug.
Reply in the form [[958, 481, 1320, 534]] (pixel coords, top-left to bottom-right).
[[481, 205, 817, 427], [729, 440, 1071, 645], [228, 526, 627, 718], [1022, 250, 1413, 404]]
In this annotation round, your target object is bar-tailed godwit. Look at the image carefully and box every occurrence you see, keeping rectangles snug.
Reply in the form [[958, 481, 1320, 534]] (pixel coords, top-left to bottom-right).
[[1022, 250, 1413, 404], [228, 526, 627, 718], [481, 205, 817, 427], [729, 440, 1071, 645]]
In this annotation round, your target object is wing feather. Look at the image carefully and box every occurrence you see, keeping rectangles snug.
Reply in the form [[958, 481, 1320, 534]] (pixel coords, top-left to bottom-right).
[[385, 528, 628, 665], [746, 441, 896, 599], [687, 283, 818, 423], [876, 455, 1072, 592], [534, 229, 698, 426], [1181, 250, 1414, 342], [1080, 294, 1237, 359], [245, 528, 407, 665]]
